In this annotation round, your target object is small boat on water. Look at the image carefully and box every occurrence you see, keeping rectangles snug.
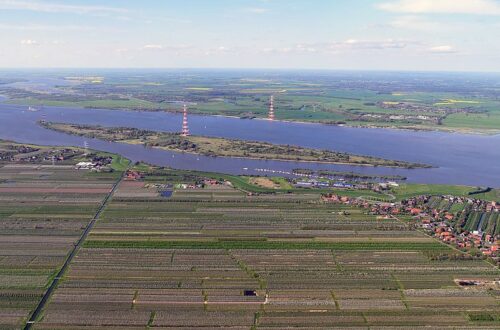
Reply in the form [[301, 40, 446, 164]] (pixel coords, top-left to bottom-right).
[[28, 106, 39, 112]]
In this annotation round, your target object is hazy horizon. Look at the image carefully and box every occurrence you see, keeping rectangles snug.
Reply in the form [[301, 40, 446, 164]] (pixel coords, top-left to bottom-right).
[[2, 67, 500, 75]]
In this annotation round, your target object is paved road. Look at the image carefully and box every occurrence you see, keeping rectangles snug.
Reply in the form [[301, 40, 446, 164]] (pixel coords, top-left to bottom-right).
[[24, 171, 125, 330]]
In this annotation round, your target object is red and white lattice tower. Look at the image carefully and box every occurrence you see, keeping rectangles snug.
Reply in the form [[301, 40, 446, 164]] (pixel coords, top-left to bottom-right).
[[181, 104, 190, 136], [268, 95, 275, 121]]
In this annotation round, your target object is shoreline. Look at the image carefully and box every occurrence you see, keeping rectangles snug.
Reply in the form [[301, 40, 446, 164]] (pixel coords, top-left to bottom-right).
[[3, 99, 499, 136], [152, 144, 427, 169]]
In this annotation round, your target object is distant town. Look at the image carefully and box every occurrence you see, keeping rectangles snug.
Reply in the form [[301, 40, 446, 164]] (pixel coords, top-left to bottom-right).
[[323, 193, 499, 263]]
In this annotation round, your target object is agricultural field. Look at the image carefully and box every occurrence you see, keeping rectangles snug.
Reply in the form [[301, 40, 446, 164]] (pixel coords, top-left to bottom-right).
[[0, 163, 117, 329], [32, 174, 500, 329], [2, 70, 500, 133], [0, 149, 498, 329]]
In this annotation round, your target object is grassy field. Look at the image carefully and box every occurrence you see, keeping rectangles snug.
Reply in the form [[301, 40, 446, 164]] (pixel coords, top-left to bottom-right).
[[107, 153, 131, 171], [443, 112, 500, 131], [6, 96, 159, 110], [392, 184, 500, 202]]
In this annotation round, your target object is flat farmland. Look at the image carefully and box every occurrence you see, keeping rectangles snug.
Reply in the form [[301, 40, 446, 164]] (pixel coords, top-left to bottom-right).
[[0, 164, 115, 329], [34, 183, 500, 329]]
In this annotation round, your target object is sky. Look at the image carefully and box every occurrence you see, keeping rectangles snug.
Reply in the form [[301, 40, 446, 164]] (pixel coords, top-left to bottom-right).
[[0, 0, 499, 71]]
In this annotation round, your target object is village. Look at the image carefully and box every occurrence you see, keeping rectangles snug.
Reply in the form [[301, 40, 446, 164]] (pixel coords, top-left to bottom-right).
[[322, 193, 500, 263], [74, 154, 114, 171], [402, 196, 499, 258], [0, 142, 114, 170]]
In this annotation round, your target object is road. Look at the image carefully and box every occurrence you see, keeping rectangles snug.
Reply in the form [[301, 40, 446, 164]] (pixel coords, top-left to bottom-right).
[[24, 171, 126, 330]]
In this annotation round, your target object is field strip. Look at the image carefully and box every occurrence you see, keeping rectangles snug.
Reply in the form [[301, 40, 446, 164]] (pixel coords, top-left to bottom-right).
[[83, 240, 451, 251], [23, 171, 127, 330]]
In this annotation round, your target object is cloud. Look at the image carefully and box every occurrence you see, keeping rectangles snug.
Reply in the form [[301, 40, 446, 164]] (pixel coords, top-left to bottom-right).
[[128, 44, 235, 57], [378, 0, 500, 15], [428, 45, 457, 53], [114, 48, 131, 56], [388, 15, 446, 31], [261, 39, 414, 55], [20, 39, 39, 46], [0, 0, 127, 14], [203, 46, 239, 56], [142, 44, 164, 50], [141, 44, 192, 52], [0, 23, 93, 31], [338, 38, 409, 50], [244, 7, 269, 14], [294, 44, 318, 53]]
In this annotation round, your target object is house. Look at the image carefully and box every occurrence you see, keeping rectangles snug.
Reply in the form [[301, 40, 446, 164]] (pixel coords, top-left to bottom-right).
[[75, 162, 95, 170], [204, 179, 219, 186], [125, 170, 143, 181], [441, 231, 452, 237], [322, 194, 340, 202], [410, 208, 422, 216], [482, 249, 493, 256], [340, 196, 350, 203]]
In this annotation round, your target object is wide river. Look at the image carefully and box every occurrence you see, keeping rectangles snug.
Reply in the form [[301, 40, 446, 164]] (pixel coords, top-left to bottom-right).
[[0, 102, 499, 187]]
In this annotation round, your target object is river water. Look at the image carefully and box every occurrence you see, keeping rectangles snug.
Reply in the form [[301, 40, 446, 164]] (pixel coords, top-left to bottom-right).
[[0, 103, 499, 187]]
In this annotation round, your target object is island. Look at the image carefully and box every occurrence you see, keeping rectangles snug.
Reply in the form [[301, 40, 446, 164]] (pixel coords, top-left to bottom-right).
[[39, 121, 431, 168]]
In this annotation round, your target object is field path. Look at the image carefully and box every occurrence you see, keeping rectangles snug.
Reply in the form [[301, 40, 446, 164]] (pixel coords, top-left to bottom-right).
[[23, 171, 127, 330]]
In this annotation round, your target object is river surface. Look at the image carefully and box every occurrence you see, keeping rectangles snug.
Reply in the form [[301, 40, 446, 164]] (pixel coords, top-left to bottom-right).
[[0, 103, 499, 187]]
